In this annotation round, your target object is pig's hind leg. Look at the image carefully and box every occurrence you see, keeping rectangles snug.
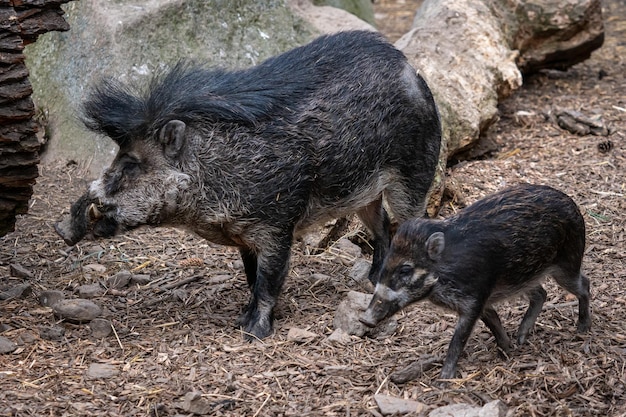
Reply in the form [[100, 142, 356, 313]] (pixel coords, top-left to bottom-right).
[[358, 178, 430, 284], [239, 247, 258, 287], [516, 285, 547, 345], [481, 306, 512, 354], [357, 196, 391, 284], [552, 267, 591, 333]]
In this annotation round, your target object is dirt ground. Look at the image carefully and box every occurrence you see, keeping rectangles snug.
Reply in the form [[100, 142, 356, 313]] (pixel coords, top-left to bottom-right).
[[1, 1, 625, 416]]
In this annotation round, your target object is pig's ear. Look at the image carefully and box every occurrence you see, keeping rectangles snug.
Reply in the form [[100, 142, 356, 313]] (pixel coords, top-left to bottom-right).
[[159, 120, 186, 158], [425, 232, 445, 260]]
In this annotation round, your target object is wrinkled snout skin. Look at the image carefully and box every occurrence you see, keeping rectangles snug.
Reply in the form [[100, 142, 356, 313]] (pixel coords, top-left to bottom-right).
[[55, 215, 82, 246], [361, 259, 438, 328], [55, 192, 118, 246], [360, 293, 399, 328]]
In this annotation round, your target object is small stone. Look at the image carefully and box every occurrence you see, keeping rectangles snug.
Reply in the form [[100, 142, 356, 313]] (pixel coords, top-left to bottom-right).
[[53, 299, 102, 322], [17, 331, 37, 345], [0, 336, 17, 354], [326, 328, 352, 345], [130, 274, 151, 285], [0, 283, 31, 300], [375, 394, 428, 415], [9, 263, 33, 278], [85, 244, 105, 254], [332, 238, 362, 265], [287, 327, 318, 343], [83, 263, 107, 274], [90, 318, 112, 338], [368, 316, 398, 339], [76, 283, 105, 298], [334, 291, 397, 338], [182, 391, 213, 415], [39, 290, 65, 307], [334, 291, 372, 337], [349, 258, 371, 284], [107, 270, 132, 289], [39, 325, 65, 341], [429, 403, 480, 417], [479, 400, 507, 417], [85, 363, 119, 379]]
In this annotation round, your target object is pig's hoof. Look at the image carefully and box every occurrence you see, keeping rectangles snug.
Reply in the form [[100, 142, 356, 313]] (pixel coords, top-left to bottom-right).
[[235, 308, 252, 328], [243, 320, 273, 341], [576, 320, 591, 333], [237, 310, 273, 341], [438, 367, 457, 381]]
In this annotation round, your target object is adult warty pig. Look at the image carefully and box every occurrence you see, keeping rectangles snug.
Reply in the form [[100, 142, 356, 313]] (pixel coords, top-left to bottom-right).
[[361, 183, 591, 380], [55, 31, 442, 339]]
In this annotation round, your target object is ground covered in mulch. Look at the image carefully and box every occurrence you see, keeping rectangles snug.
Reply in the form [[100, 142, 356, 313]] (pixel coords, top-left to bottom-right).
[[1, 2, 625, 416]]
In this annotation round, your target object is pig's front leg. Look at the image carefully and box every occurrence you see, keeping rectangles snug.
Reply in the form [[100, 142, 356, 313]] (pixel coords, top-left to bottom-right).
[[236, 232, 293, 340], [440, 307, 482, 380]]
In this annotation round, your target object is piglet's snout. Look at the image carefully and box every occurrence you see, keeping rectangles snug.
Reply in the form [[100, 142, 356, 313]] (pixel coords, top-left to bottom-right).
[[360, 296, 388, 328], [359, 313, 378, 328]]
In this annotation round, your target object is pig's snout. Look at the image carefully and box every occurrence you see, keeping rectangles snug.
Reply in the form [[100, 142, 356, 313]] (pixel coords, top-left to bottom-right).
[[54, 199, 103, 246], [359, 310, 379, 328], [360, 295, 392, 328], [54, 216, 82, 246]]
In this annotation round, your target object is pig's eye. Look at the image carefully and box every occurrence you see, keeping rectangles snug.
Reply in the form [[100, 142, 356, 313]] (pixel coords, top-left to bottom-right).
[[121, 156, 142, 178], [397, 264, 414, 278]]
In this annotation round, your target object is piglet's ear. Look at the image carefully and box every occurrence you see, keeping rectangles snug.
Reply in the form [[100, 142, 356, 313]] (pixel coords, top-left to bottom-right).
[[425, 232, 445, 261], [159, 120, 186, 158]]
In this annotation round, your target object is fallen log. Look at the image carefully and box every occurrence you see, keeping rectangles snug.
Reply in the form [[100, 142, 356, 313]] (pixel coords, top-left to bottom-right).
[[397, 0, 603, 212]]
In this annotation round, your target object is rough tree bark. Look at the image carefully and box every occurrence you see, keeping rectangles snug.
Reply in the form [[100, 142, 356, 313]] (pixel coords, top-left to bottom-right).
[[0, 0, 73, 237], [397, 0, 603, 213]]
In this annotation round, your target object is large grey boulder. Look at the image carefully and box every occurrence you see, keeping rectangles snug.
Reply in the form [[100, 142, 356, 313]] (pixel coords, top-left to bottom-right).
[[311, 0, 376, 26], [26, 0, 373, 176]]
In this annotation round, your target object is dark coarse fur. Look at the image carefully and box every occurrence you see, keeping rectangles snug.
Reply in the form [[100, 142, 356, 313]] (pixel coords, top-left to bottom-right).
[[81, 31, 420, 146], [362, 183, 591, 380], [56, 30, 442, 340]]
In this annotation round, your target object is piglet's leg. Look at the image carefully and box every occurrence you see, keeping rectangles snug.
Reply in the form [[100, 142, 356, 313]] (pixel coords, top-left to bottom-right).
[[440, 310, 481, 380], [517, 285, 547, 345], [552, 269, 591, 333], [481, 306, 512, 354]]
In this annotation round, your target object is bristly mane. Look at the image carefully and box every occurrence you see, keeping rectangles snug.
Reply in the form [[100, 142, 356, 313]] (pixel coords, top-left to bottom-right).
[[80, 61, 306, 145], [80, 31, 401, 145]]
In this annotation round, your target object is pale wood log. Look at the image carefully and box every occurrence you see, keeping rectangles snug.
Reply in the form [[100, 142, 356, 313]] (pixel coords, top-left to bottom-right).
[[398, 0, 603, 214]]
